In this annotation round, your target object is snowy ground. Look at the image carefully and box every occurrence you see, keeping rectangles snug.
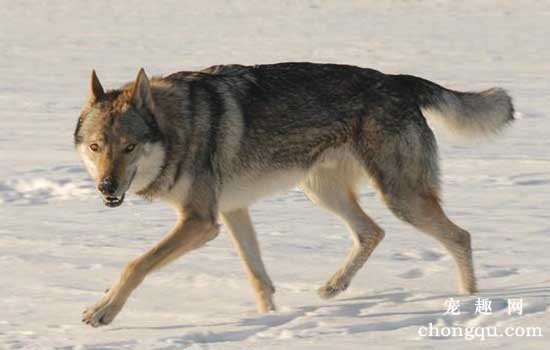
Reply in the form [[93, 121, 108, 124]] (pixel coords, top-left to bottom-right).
[[1, 0, 549, 349]]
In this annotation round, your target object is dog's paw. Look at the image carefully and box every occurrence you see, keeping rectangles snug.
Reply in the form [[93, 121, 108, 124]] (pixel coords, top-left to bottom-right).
[[82, 293, 124, 327], [459, 282, 478, 295], [318, 281, 348, 300]]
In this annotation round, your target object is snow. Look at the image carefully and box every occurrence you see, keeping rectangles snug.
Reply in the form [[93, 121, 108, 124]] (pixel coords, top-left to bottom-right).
[[1, 0, 549, 349]]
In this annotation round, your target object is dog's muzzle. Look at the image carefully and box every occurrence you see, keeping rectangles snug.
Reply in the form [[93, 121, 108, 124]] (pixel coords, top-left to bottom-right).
[[102, 194, 125, 208]]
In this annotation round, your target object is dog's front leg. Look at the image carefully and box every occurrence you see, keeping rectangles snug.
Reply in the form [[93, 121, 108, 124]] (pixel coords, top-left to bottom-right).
[[82, 214, 219, 327]]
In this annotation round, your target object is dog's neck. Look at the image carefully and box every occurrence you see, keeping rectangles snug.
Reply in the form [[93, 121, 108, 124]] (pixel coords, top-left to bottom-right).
[[132, 141, 168, 198]]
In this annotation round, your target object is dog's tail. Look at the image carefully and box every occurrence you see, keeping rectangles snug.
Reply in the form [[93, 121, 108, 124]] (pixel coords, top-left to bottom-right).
[[396, 75, 514, 138]]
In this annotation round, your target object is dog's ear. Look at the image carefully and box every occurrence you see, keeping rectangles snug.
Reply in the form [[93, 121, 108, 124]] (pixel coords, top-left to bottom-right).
[[131, 68, 154, 111], [90, 69, 105, 102]]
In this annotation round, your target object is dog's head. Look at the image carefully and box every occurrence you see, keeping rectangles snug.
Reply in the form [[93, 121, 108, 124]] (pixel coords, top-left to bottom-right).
[[74, 69, 165, 207]]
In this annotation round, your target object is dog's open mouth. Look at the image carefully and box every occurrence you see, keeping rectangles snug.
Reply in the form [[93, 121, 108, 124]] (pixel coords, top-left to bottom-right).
[[102, 194, 125, 208]]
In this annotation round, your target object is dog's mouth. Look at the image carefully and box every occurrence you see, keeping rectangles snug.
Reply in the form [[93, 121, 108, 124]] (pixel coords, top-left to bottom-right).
[[102, 194, 125, 208]]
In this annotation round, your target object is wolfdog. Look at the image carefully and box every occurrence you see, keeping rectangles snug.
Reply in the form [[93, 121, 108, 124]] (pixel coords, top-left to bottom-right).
[[75, 62, 514, 326]]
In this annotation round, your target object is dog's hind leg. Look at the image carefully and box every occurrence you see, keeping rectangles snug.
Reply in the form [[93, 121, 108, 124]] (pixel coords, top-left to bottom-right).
[[221, 208, 276, 313], [383, 190, 477, 294], [355, 117, 477, 295], [301, 163, 385, 299]]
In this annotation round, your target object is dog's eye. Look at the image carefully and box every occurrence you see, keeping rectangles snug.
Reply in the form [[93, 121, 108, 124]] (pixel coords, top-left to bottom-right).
[[125, 144, 136, 153], [89, 143, 99, 152]]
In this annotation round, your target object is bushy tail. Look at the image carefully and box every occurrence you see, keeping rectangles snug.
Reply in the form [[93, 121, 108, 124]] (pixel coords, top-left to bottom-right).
[[397, 75, 514, 138]]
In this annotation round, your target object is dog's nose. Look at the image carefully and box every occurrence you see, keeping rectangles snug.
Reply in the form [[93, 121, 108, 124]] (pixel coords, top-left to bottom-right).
[[98, 178, 118, 195]]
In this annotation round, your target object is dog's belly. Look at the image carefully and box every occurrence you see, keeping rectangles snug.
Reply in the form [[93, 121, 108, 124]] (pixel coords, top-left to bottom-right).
[[218, 169, 306, 212]]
